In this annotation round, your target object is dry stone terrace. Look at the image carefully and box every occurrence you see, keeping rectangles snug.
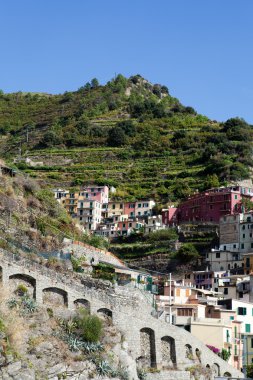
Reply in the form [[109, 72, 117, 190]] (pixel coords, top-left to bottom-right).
[[0, 248, 244, 379]]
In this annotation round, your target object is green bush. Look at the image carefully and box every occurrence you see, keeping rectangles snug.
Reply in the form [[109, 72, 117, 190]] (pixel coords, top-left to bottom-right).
[[76, 308, 103, 343], [16, 284, 28, 296], [174, 243, 200, 263]]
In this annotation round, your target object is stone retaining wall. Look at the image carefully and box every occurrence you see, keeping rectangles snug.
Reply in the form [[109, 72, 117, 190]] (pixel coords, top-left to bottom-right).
[[0, 248, 244, 380]]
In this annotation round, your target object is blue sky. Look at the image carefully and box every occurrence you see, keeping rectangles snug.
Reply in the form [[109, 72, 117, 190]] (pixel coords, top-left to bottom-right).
[[0, 0, 253, 123]]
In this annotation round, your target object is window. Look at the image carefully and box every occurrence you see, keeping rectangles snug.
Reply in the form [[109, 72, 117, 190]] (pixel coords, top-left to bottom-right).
[[112, 204, 115, 209], [251, 338, 253, 348], [120, 204, 123, 209], [234, 344, 238, 356], [210, 205, 213, 210], [138, 203, 141, 208], [241, 243, 244, 249], [242, 225, 246, 230], [246, 324, 251, 333], [233, 244, 236, 249], [235, 195, 238, 199], [129, 223, 132, 227], [234, 326, 237, 338], [238, 307, 247, 315], [251, 243, 253, 248], [224, 288, 228, 295], [230, 316, 234, 320], [246, 258, 250, 268], [226, 330, 230, 343], [224, 245, 227, 251], [177, 308, 193, 317], [243, 234, 245, 239], [216, 252, 220, 258]]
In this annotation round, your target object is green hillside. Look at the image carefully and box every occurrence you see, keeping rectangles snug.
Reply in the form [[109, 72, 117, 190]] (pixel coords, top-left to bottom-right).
[[0, 74, 252, 204]]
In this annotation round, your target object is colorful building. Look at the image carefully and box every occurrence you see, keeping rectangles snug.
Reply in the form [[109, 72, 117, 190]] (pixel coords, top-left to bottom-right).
[[163, 185, 253, 225]]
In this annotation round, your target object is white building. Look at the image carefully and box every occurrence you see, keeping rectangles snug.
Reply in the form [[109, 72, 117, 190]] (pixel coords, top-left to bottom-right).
[[220, 213, 253, 253], [206, 249, 243, 272]]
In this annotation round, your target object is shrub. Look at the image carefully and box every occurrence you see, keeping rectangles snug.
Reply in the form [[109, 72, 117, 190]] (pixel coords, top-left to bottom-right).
[[76, 308, 103, 343], [16, 284, 28, 296], [174, 243, 200, 263]]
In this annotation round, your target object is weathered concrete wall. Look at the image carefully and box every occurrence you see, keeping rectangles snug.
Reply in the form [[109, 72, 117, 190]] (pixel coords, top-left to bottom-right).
[[0, 249, 244, 380], [63, 241, 126, 267]]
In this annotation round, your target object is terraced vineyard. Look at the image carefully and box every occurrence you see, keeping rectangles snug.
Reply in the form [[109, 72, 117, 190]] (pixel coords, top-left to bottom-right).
[[0, 74, 252, 203]]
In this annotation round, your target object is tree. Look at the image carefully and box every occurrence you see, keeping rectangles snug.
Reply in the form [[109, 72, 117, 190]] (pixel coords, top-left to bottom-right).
[[107, 126, 127, 147], [204, 174, 220, 189], [241, 198, 253, 212], [175, 243, 200, 263], [91, 78, 99, 88]]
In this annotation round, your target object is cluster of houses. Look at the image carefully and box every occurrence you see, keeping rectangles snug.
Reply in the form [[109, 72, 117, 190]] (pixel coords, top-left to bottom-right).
[[53, 181, 253, 369], [53, 186, 163, 237]]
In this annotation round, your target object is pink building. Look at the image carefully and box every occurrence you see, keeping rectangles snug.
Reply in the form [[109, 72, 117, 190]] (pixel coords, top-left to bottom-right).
[[79, 186, 109, 205], [162, 207, 178, 226], [163, 186, 253, 225]]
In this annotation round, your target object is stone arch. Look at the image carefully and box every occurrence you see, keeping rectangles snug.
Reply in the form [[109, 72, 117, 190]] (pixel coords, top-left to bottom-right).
[[212, 363, 220, 376], [42, 287, 68, 307], [97, 308, 112, 318], [161, 336, 176, 368], [140, 327, 156, 368], [185, 344, 194, 361], [74, 299, 90, 312], [9, 273, 36, 299], [223, 372, 232, 377]]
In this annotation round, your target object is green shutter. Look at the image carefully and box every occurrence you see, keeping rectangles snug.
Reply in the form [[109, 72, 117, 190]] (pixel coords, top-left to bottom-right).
[[246, 324, 251, 333]]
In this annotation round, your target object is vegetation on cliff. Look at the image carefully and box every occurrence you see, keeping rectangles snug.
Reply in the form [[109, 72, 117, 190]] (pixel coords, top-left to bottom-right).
[[0, 74, 252, 204]]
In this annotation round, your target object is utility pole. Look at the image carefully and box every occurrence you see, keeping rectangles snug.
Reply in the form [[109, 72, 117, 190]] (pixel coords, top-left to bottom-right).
[[169, 272, 172, 324], [242, 334, 247, 377], [26, 126, 29, 143]]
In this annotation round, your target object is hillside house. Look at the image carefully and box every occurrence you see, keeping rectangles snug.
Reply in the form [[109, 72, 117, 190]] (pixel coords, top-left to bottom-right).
[[220, 212, 253, 253], [162, 185, 253, 225], [206, 249, 243, 273]]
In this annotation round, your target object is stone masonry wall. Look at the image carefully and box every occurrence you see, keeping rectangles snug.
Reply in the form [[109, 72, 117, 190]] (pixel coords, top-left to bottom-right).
[[0, 248, 244, 380]]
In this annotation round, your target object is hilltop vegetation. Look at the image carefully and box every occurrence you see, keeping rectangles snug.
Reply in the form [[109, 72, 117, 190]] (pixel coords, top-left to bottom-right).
[[0, 75, 252, 204]]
